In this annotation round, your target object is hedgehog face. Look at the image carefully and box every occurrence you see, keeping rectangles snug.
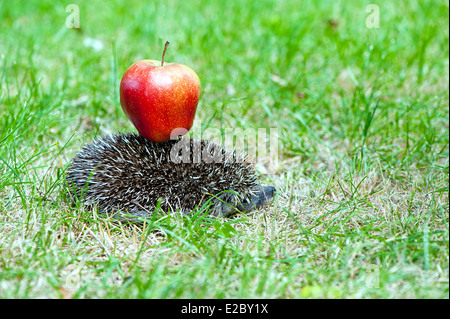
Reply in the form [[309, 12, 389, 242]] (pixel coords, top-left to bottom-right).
[[217, 185, 276, 217]]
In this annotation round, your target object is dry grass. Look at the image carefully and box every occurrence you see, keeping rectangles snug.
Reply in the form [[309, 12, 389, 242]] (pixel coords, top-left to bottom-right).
[[1, 145, 447, 298]]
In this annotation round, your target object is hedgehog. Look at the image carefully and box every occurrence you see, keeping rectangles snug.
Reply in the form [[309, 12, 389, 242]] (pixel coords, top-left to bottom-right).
[[66, 133, 275, 222]]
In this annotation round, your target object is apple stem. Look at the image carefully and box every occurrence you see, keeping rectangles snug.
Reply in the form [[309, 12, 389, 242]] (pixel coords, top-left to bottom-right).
[[161, 41, 170, 66]]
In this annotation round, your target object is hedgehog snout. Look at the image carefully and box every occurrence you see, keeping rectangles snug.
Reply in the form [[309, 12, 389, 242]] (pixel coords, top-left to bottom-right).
[[218, 184, 275, 217], [261, 186, 276, 200], [249, 185, 276, 209]]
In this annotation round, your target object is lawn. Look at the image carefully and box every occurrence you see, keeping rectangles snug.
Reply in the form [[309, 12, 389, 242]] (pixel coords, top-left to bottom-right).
[[0, 0, 448, 298]]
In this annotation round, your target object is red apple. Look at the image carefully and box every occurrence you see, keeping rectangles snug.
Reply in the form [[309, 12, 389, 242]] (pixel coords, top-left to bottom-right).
[[120, 42, 201, 143]]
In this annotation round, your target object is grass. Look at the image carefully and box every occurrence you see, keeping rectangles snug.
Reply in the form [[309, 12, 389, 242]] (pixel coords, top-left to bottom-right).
[[0, 0, 448, 298]]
